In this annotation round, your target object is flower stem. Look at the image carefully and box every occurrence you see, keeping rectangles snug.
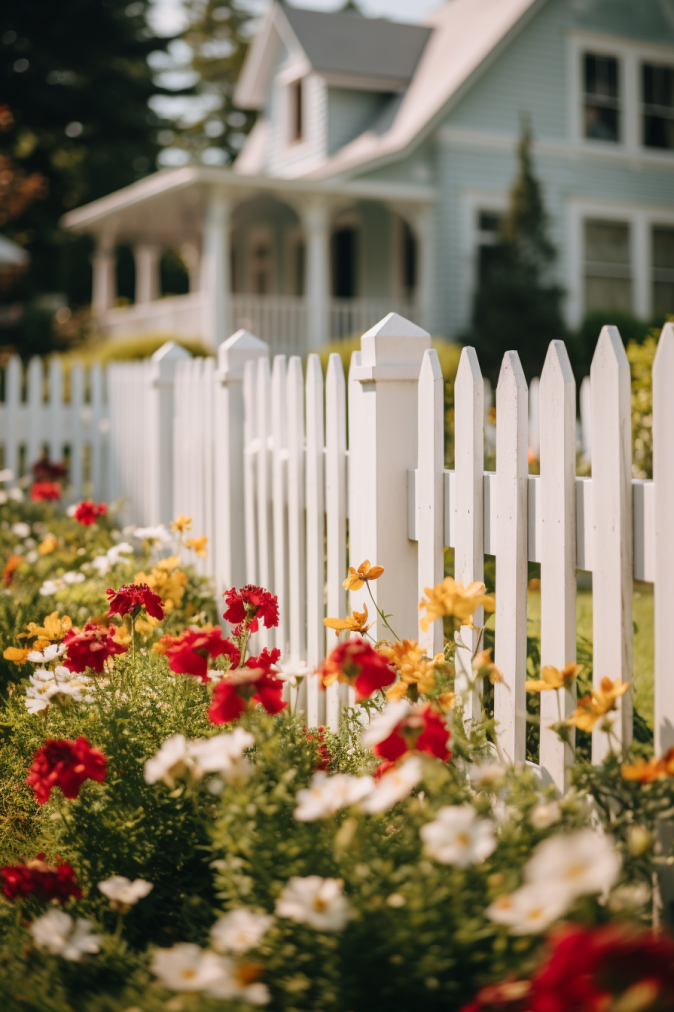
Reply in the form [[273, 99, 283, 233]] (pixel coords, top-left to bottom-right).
[[365, 582, 401, 642]]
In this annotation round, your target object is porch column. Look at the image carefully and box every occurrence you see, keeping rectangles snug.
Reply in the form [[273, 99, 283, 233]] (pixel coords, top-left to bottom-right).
[[202, 188, 231, 346], [92, 233, 117, 316], [181, 242, 202, 293], [411, 205, 433, 334], [134, 243, 161, 304], [302, 197, 330, 349]]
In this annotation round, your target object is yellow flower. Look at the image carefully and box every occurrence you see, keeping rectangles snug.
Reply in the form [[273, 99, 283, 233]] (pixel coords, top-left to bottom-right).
[[437, 691, 456, 712], [324, 604, 372, 633], [567, 676, 629, 732], [18, 612, 73, 643], [110, 624, 132, 646], [3, 646, 31, 665], [343, 560, 384, 592], [526, 662, 583, 693], [379, 639, 443, 699], [472, 648, 504, 685], [38, 534, 58, 555], [135, 561, 186, 612], [170, 514, 192, 533], [623, 747, 674, 784], [184, 535, 208, 557], [418, 577, 495, 631], [135, 616, 160, 638]]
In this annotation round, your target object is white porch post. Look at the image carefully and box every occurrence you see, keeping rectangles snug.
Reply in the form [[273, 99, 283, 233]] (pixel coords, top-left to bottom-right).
[[134, 244, 161, 305], [303, 197, 330, 349], [181, 242, 202, 293], [202, 189, 231, 346], [411, 206, 433, 333], [92, 233, 117, 316]]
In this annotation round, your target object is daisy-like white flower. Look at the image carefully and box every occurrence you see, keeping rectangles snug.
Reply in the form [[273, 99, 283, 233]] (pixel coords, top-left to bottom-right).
[[275, 876, 352, 932], [207, 956, 270, 1005], [91, 542, 134, 576], [27, 643, 66, 664], [151, 943, 230, 992], [12, 522, 31, 538], [25, 667, 93, 714], [486, 882, 571, 935], [144, 734, 191, 788], [361, 755, 423, 814], [467, 761, 507, 789], [9, 487, 24, 502], [188, 728, 255, 781], [274, 656, 314, 687], [419, 804, 496, 867], [98, 876, 153, 911], [40, 578, 66, 596], [63, 571, 85, 585], [530, 799, 562, 830], [361, 699, 413, 749], [29, 910, 101, 961], [294, 771, 374, 821], [210, 908, 274, 954], [134, 524, 174, 547], [523, 828, 621, 901]]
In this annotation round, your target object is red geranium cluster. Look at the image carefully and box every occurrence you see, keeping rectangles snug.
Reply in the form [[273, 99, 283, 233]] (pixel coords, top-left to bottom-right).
[[460, 923, 674, 1012], [164, 626, 241, 682], [321, 638, 395, 701], [107, 582, 165, 621], [63, 622, 128, 674], [223, 585, 279, 632], [373, 704, 451, 763], [32, 456, 67, 483], [26, 737, 107, 805], [209, 648, 286, 724], [73, 499, 107, 526], [1, 854, 82, 905], [304, 726, 331, 771], [30, 481, 61, 502]]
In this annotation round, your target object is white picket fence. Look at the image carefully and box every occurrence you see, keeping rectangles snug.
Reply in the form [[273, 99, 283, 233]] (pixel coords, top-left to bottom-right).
[[0, 314, 672, 796]]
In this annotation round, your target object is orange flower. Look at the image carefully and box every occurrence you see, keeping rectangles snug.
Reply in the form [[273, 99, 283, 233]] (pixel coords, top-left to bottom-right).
[[38, 534, 58, 555], [170, 514, 192, 534], [3, 646, 31, 665], [418, 577, 495, 631], [567, 677, 629, 733], [343, 560, 384, 592], [526, 663, 583, 693], [184, 535, 207, 557], [18, 613, 73, 643], [2, 555, 22, 586], [152, 633, 174, 656], [622, 747, 674, 784], [324, 604, 372, 633], [472, 648, 504, 685], [379, 639, 443, 700]]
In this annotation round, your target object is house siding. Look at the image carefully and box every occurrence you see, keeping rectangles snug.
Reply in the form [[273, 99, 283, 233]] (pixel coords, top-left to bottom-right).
[[326, 88, 392, 156]]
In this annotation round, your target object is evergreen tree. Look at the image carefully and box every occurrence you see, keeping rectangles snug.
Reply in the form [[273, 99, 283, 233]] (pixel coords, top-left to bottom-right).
[[466, 118, 567, 382]]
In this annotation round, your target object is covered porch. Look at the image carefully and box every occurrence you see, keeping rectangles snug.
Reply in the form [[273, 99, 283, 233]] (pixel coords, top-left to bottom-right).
[[62, 166, 436, 351]]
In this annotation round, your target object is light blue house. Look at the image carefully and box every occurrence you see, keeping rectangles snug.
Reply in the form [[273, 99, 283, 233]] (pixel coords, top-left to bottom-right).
[[64, 0, 674, 350]]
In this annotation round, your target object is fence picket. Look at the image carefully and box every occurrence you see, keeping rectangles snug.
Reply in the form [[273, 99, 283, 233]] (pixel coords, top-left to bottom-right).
[[590, 327, 633, 763], [539, 341, 577, 791], [243, 360, 259, 585], [417, 349, 444, 656], [347, 351, 366, 620], [286, 356, 307, 667], [255, 356, 274, 651], [271, 355, 289, 656], [47, 357, 64, 470], [26, 357, 43, 474], [494, 351, 529, 764], [654, 323, 674, 752], [89, 363, 105, 500], [305, 353, 325, 726], [70, 363, 85, 498], [325, 353, 347, 730]]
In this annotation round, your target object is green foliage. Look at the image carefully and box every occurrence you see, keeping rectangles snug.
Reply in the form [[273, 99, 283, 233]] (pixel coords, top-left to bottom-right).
[[628, 331, 658, 480], [57, 334, 211, 371]]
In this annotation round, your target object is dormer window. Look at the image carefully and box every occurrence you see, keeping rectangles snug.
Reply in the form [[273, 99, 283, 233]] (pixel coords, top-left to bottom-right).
[[583, 53, 620, 142], [642, 62, 674, 150], [290, 78, 304, 143]]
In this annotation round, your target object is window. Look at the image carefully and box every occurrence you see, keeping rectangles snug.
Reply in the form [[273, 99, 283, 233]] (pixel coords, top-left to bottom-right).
[[332, 228, 357, 298], [583, 54, 620, 142], [476, 210, 504, 283], [642, 63, 674, 150], [653, 226, 674, 314], [289, 79, 303, 143], [584, 219, 632, 312]]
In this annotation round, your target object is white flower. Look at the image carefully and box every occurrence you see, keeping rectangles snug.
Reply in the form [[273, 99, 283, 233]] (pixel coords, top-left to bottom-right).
[[361, 755, 423, 814], [92, 542, 134, 576], [275, 656, 314, 686], [530, 799, 562, 830], [144, 734, 191, 788], [0, 492, 7, 505], [275, 876, 352, 931], [487, 883, 571, 935], [151, 943, 230, 992], [25, 666, 93, 713], [66, 504, 77, 517], [0, 468, 13, 482], [26, 550, 38, 563], [134, 524, 174, 547], [12, 522, 30, 538], [361, 699, 412, 749], [524, 828, 621, 901], [9, 487, 24, 502], [91, 555, 111, 577], [210, 908, 274, 954], [63, 571, 85, 585], [188, 729, 255, 781], [294, 771, 374, 821], [27, 643, 66, 664], [207, 957, 270, 1004], [98, 876, 153, 907], [420, 804, 497, 867], [467, 762, 507, 789], [29, 910, 101, 961], [40, 578, 66, 596]]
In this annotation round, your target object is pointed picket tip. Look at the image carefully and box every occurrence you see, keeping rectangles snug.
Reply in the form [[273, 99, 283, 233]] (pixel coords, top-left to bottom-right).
[[218, 329, 269, 379], [348, 348, 362, 379], [496, 349, 527, 393], [361, 311, 431, 368], [540, 340, 575, 393], [653, 321, 674, 372], [272, 353, 287, 376], [456, 345, 483, 387], [306, 352, 323, 383], [420, 347, 443, 384], [287, 355, 304, 381], [590, 325, 629, 378], [327, 351, 346, 384], [151, 340, 191, 364]]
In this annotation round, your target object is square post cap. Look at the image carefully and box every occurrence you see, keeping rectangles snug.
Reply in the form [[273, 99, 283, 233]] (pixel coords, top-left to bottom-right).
[[218, 329, 270, 383], [353, 312, 431, 383]]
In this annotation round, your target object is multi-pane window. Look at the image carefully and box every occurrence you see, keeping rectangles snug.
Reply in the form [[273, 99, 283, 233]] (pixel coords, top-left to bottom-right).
[[584, 54, 620, 142], [642, 63, 674, 150], [584, 219, 632, 312], [289, 79, 304, 142], [653, 226, 674, 315]]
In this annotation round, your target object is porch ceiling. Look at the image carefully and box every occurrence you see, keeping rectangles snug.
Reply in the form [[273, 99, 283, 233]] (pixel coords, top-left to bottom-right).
[[61, 165, 436, 245]]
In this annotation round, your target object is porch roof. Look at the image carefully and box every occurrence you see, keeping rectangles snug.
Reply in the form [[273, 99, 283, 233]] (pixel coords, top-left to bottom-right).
[[61, 165, 436, 245]]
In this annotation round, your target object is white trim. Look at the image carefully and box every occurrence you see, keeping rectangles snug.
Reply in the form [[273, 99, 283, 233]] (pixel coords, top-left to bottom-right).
[[460, 190, 508, 330]]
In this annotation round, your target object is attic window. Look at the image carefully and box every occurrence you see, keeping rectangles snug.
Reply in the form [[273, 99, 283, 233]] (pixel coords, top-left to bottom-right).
[[642, 63, 674, 150], [290, 78, 304, 142]]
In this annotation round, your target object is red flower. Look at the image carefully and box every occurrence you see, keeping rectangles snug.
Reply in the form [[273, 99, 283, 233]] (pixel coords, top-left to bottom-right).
[[321, 639, 395, 701], [73, 499, 107, 525], [373, 705, 452, 763], [62, 622, 128, 674], [107, 582, 165, 621], [165, 626, 240, 682], [209, 666, 287, 725], [374, 759, 397, 781], [246, 647, 281, 674], [1, 854, 82, 905], [223, 585, 279, 632], [26, 737, 107, 804], [30, 482, 61, 502], [304, 726, 332, 771], [32, 456, 67, 483]]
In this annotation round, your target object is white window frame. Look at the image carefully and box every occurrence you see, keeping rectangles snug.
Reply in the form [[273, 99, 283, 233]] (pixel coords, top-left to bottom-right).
[[568, 32, 674, 157], [274, 59, 313, 156], [567, 199, 674, 325], [460, 191, 508, 330]]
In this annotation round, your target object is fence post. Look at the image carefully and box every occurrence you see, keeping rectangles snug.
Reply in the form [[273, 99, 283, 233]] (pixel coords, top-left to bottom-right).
[[539, 341, 577, 791], [417, 348, 445, 656], [216, 330, 269, 600], [148, 341, 190, 526], [653, 322, 674, 752], [590, 326, 633, 763], [351, 312, 431, 641]]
